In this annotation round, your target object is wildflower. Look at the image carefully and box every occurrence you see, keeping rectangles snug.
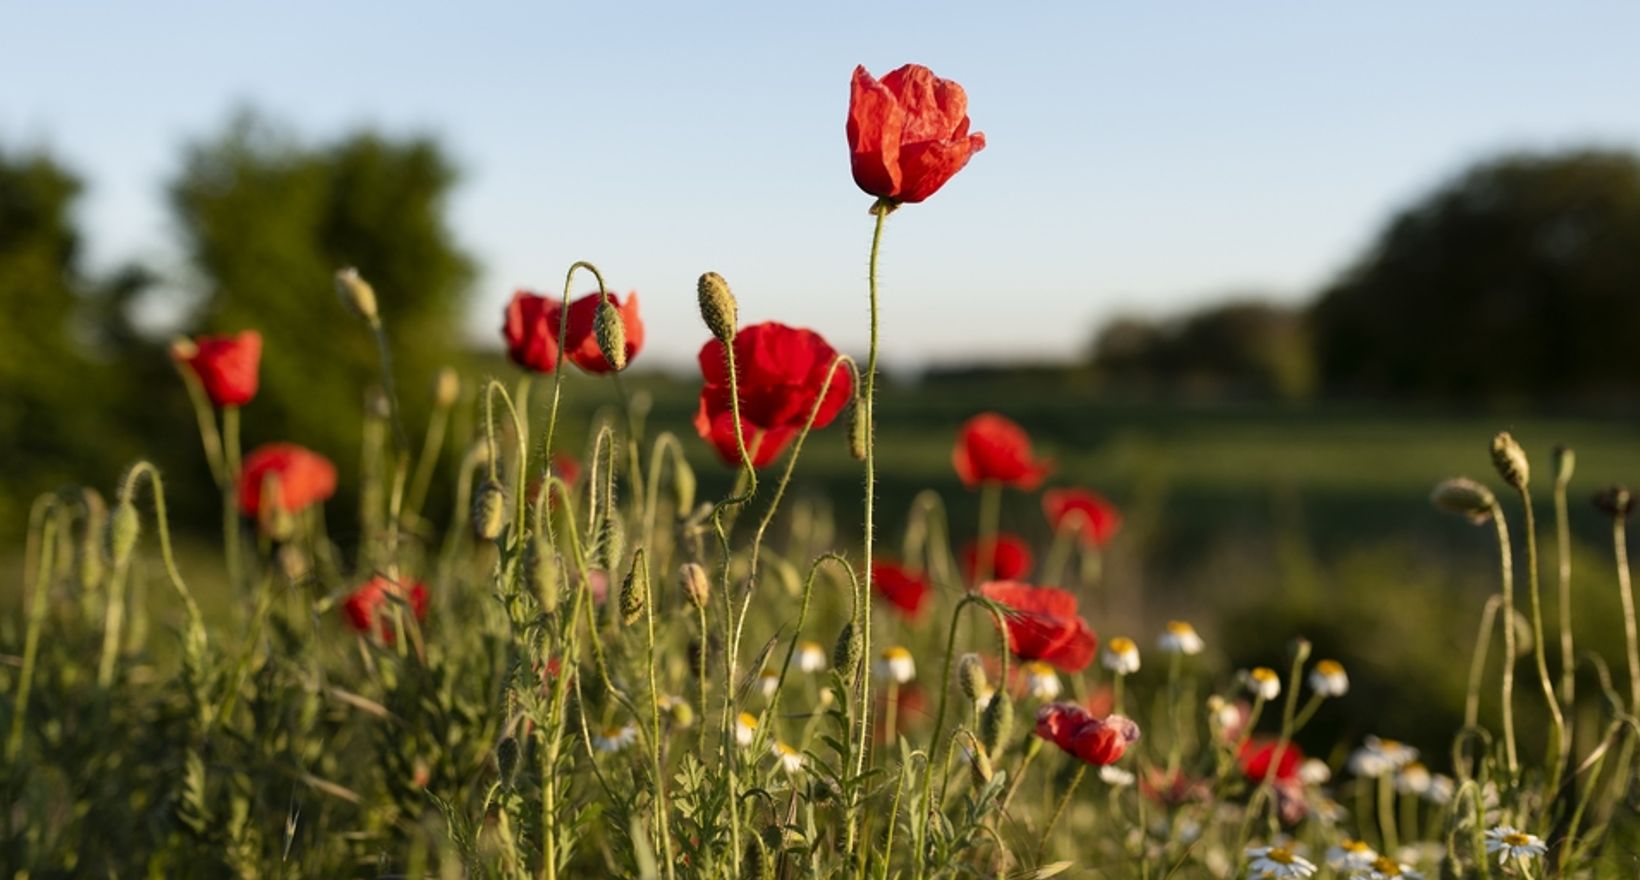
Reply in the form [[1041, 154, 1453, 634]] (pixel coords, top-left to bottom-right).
[[1158, 620, 1204, 656], [1298, 758, 1332, 785], [502, 290, 563, 373], [872, 560, 930, 618], [1362, 855, 1422, 879], [1325, 839, 1378, 872], [758, 667, 779, 699], [1242, 667, 1281, 701], [1208, 695, 1249, 742], [951, 413, 1052, 490], [1394, 762, 1432, 796], [847, 63, 985, 204], [1238, 739, 1304, 783], [1349, 736, 1418, 778], [960, 533, 1035, 581], [694, 322, 852, 468], [876, 646, 916, 684], [173, 330, 262, 407], [1099, 765, 1135, 787], [979, 581, 1097, 672], [1483, 826, 1546, 866], [770, 741, 804, 774], [594, 724, 637, 753], [1308, 659, 1349, 697], [1102, 636, 1141, 674], [1021, 661, 1062, 700], [562, 291, 644, 374], [1245, 845, 1317, 879], [238, 444, 337, 517], [341, 576, 430, 644], [1034, 703, 1140, 766], [734, 712, 759, 746], [796, 641, 827, 673], [1042, 488, 1122, 547], [1425, 774, 1455, 805]]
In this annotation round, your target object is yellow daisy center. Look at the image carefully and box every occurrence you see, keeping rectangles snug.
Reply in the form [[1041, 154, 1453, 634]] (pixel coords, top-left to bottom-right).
[[1266, 847, 1295, 864], [1315, 659, 1344, 676], [884, 646, 912, 661], [1166, 620, 1195, 635], [1110, 637, 1136, 655], [1369, 856, 1401, 875], [737, 712, 759, 729], [1503, 832, 1531, 847]]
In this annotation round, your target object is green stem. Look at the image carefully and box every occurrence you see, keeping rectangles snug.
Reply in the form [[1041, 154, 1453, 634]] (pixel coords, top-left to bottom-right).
[[1517, 486, 1568, 797], [974, 480, 1001, 587], [1490, 503, 1520, 775], [222, 405, 243, 595], [1554, 474, 1575, 706], [854, 201, 891, 846], [406, 394, 454, 524], [1615, 513, 1640, 712], [1464, 595, 1504, 730], [1037, 763, 1088, 861], [8, 509, 59, 760]]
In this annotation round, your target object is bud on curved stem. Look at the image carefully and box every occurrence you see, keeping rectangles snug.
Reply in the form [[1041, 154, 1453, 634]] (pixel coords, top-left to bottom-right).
[[697, 272, 738, 344], [1490, 431, 1529, 491], [595, 299, 628, 372], [334, 267, 379, 324], [473, 479, 508, 541]]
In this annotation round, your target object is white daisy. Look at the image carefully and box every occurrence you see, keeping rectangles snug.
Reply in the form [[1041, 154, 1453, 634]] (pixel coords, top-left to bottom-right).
[[1308, 659, 1349, 697], [734, 711, 759, 747], [1098, 765, 1135, 787], [770, 740, 804, 774], [1325, 839, 1378, 872], [1425, 774, 1455, 805], [1021, 661, 1062, 700], [1483, 826, 1546, 866], [1158, 620, 1204, 655], [1246, 844, 1317, 878], [594, 724, 637, 753], [1349, 736, 1418, 778], [796, 640, 827, 673], [758, 667, 780, 699], [875, 646, 916, 684], [1362, 855, 1423, 879], [1241, 667, 1281, 701], [1298, 758, 1332, 786], [1102, 636, 1141, 674], [1394, 762, 1431, 796]]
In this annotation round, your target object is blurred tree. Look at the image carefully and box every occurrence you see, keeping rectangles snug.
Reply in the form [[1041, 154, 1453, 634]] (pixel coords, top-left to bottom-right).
[[169, 111, 476, 539], [1089, 299, 1315, 400], [1312, 150, 1640, 400]]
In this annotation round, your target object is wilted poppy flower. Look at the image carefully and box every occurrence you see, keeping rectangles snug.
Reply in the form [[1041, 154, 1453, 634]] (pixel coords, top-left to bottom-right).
[[1033, 702, 1139, 765], [1238, 738, 1305, 783], [694, 322, 852, 468], [979, 581, 1097, 672], [342, 575, 429, 644], [872, 561, 930, 618], [952, 413, 1052, 490], [238, 443, 338, 516], [1043, 488, 1122, 547], [502, 290, 562, 373], [562, 291, 645, 374], [961, 532, 1035, 581], [847, 64, 986, 205], [175, 330, 262, 407]]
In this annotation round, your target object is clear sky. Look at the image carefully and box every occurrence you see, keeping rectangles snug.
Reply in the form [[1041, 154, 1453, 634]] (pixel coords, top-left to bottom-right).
[[5, 2, 1640, 369]]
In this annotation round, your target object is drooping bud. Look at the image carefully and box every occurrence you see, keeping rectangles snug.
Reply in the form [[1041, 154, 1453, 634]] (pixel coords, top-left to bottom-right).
[[473, 480, 508, 541], [979, 692, 1013, 757], [1594, 485, 1634, 519], [672, 459, 697, 515], [845, 394, 868, 462], [966, 736, 995, 785], [1490, 432, 1529, 491], [679, 562, 711, 610], [696, 272, 738, 344], [1553, 444, 1575, 492], [957, 653, 988, 702], [78, 488, 108, 591], [596, 515, 626, 573], [619, 563, 648, 626], [524, 534, 559, 612], [334, 267, 379, 322], [832, 621, 862, 685], [109, 500, 141, 567], [594, 299, 628, 371], [1431, 478, 1497, 525], [434, 367, 461, 409]]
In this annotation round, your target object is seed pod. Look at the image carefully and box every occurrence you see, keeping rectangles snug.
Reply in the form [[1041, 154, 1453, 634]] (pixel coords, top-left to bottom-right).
[[594, 299, 628, 371], [696, 272, 738, 344], [597, 515, 626, 573], [845, 394, 868, 461], [619, 564, 647, 626], [679, 562, 710, 610], [832, 621, 861, 686], [109, 500, 141, 567], [957, 653, 988, 702], [433, 367, 461, 409], [1490, 431, 1529, 491], [525, 534, 559, 612], [334, 267, 379, 322], [1431, 478, 1496, 525], [980, 692, 1013, 757], [473, 480, 508, 540], [1594, 485, 1634, 519], [1553, 444, 1575, 492]]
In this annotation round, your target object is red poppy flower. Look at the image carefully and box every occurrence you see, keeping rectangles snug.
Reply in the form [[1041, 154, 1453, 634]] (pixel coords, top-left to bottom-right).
[[961, 532, 1035, 581], [503, 290, 562, 373], [238, 443, 338, 517], [342, 575, 429, 644], [694, 322, 852, 468], [1238, 738, 1304, 783], [873, 561, 930, 618], [562, 291, 644, 374], [1033, 702, 1139, 766], [979, 581, 1097, 672], [952, 413, 1052, 490], [1043, 488, 1122, 547], [175, 330, 262, 407], [847, 64, 986, 205]]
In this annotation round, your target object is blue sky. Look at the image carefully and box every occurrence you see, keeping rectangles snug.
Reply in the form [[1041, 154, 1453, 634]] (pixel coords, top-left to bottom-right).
[[5, 2, 1639, 367]]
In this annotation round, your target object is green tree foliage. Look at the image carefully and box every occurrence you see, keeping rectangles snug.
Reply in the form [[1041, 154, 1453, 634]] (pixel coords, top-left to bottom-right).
[[170, 112, 476, 537], [1089, 299, 1316, 400], [1312, 150, 1640, 399]]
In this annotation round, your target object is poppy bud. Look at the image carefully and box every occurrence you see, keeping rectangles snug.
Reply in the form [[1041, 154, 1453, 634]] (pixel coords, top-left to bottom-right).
[[597, 515, 625, 573], [958, 653, 988, 702], [1594, 485, 1634, 519], [1490, 432, 1529, 491], [696, 272, 738, 344], [673, 460, 697, 515], [277, 544, 311, 582], [168, 337, 198, 361], [594, 300, 628, 372], [525, 534, 559, 612], [434, 367, 461, 409], [679, 562, 710, 610], [832, 621, 861, 686], [980, 692, 1013, 757], [473, 480, 508, 541], [496, 736, 520, 783], [967, 738, 994, 785], [845, 394, 868, 462], [741, 837, 769, 880], [619, 565, 647, 626], [109, 500, 141, 567], [335, 267, 379, 323], [1553, 444, 1575, 492], [1431, 478, 1496, 525]]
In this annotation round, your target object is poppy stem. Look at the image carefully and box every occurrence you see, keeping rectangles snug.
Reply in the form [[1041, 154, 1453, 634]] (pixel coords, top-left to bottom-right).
[[855, 199, 891, 803], [1553, 459, 1575, 706], [975, 480, 1001, 587], [1036, 762, 1087, 861], [1487, 501, 1521, 776], [1464, 595, 1503, 730], [221, 405, 244, 596], [1613, 508, 1640, 711], [1514, 484, 1568, 801], [7, 500, 59, 761]]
